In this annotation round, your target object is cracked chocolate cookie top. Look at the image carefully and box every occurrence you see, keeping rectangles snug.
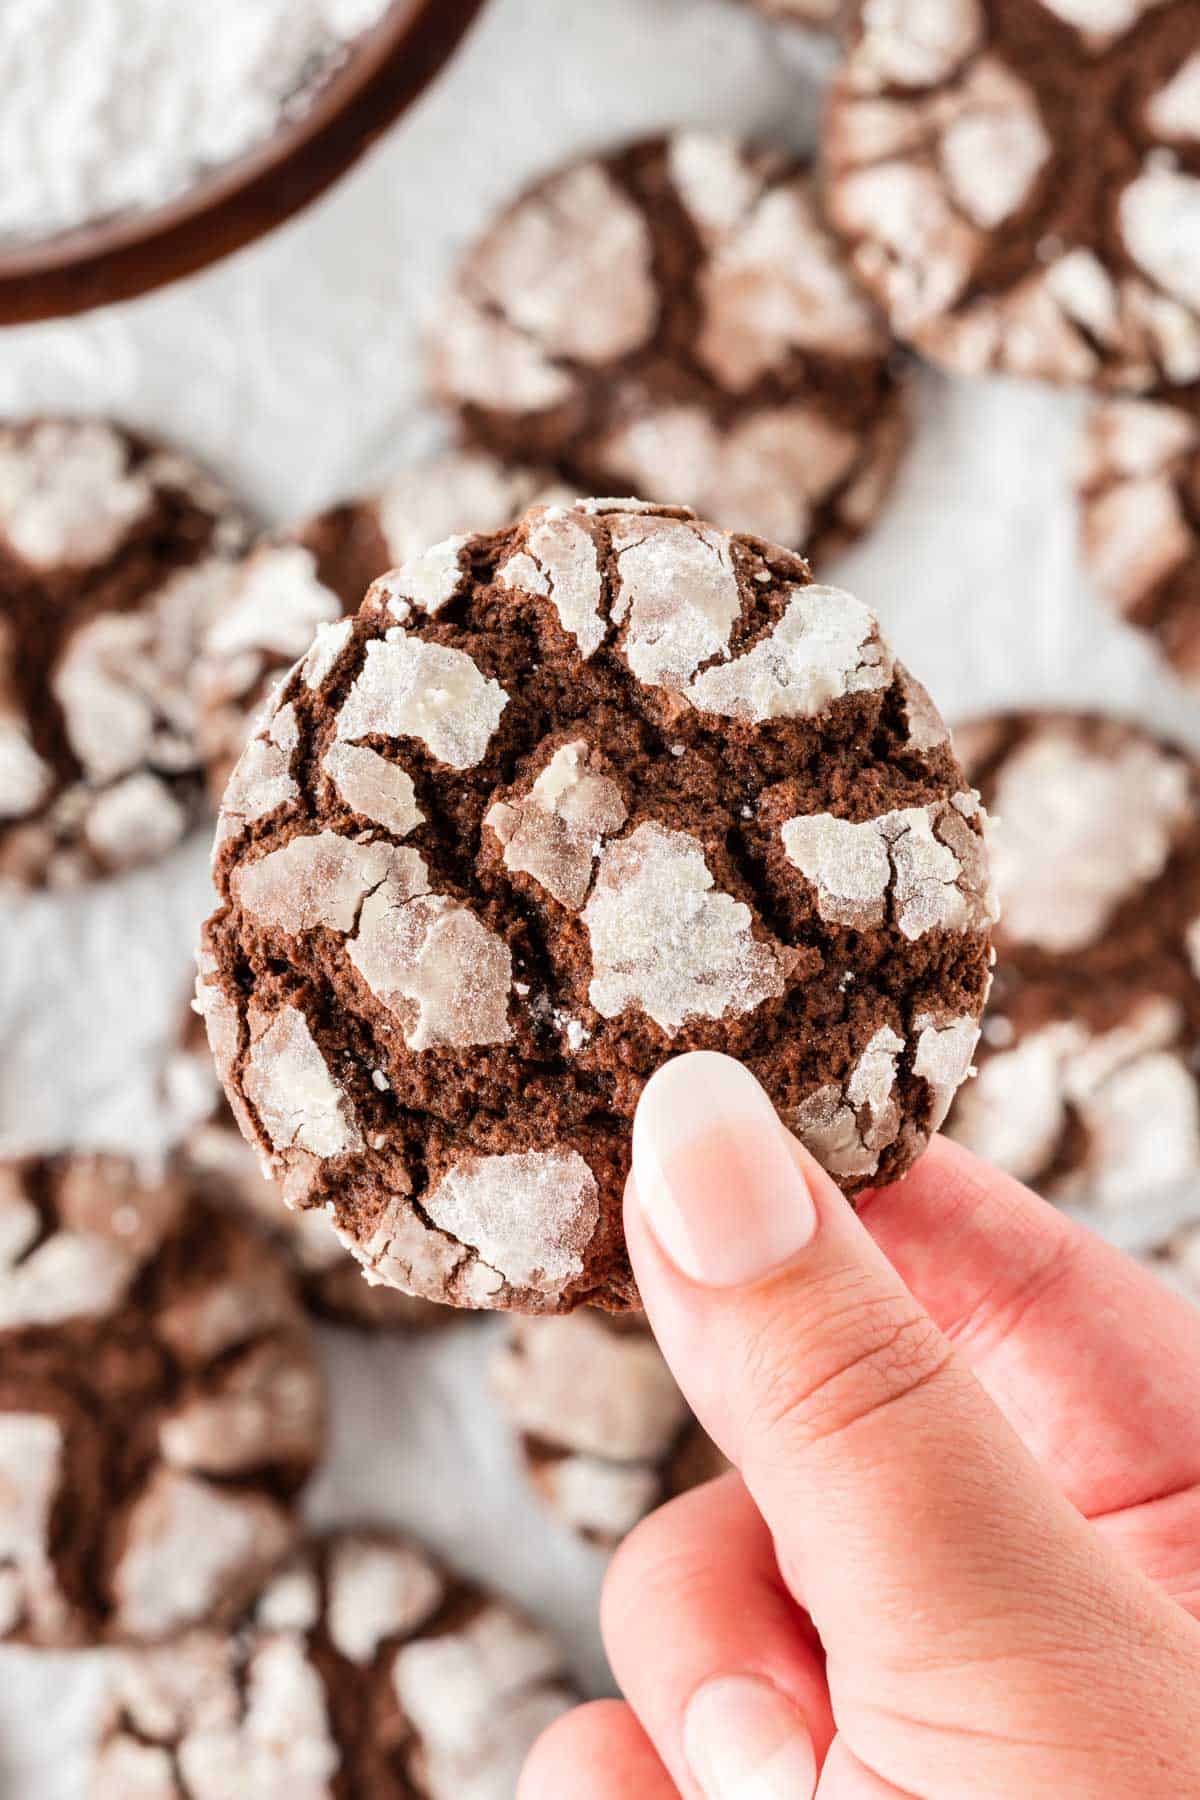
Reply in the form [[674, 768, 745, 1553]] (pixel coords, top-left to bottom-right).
[[0, 418, 251, 889], [92, 1528, 576, 1800], [194, 451, 568, 802], [492, 1311, 726, 1547], [0, 1155, 323, 1647], [166, 998, 451, 1332], [824, 0, 1200, 389], [1077, 396, 1200, 687], [198, 498, 995, 1316], [428, 133, 911, 559], [944, 712, 1200, 1208]]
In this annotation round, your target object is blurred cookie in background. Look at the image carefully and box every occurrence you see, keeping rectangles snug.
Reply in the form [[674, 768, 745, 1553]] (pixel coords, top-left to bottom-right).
[[743, 0, 843, 25], [429, 131, 911, 557], [944, 713, 1200, 1213], [92, 1529, 577, 1798], [0, 1156, 322, 1647], [492, 1311, 727, 1548], [193, 450, 566, 799], [1143, 1222, 1200, 1303], [825, 0, 1200, 389], [166, 997, 451, 1332], [0, 418, 251, 889], [1077, 397, 1200, 691]]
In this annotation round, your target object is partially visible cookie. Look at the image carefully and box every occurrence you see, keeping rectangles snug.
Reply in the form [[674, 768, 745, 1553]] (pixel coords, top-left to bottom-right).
[[429, 132, 910, 556], [91, 1529, 577, 1798], [0, 418, 251, 888], [744, 0, 843, 24], [166, 999, 451, 1331], [198, 498, 995, 1316], [944, 713, 1200, 1209], [194, 451, 566, 800], [825, 0, 1200, 389], [1144, 1221, 1200, 1301], [0, 1156, 322, 1647], [492, 1311, 726, 1547], [1077, 397, 1200, 688]]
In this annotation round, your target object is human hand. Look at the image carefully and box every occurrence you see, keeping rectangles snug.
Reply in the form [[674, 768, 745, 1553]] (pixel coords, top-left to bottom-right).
[[520, 1052, 1200, 1798]]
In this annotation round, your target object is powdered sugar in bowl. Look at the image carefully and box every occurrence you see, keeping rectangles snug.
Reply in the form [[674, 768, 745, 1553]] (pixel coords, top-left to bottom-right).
[[0, 0, 487, 322]]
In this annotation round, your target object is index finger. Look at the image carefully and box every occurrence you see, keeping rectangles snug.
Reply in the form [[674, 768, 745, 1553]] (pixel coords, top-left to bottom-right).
[[860, 1135, 1200, 1519]]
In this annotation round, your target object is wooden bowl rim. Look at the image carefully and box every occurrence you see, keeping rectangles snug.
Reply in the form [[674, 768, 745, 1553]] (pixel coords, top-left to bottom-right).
[[0, 0, 488, 324]]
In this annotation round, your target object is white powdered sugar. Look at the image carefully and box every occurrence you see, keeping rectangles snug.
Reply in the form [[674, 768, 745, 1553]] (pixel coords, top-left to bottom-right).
[[322, 742, 424, 836], [112, 1469, 293, 1640], [382, 537, 469, 615], [583, 821, 790, 1034], [492, 1313, 690, 1463], [0, 421, 153, 567], [244, 1005, 362, 1161], [542, 1457, 663, 1542], [781, 797, 994, 940], [498, 510, 608, 658], [234, 831, 408, 934], [336, 637, 508, 771], [790, 1024, 905, 1180], [988, 729, 1191, 952], [423, 1150, 600, 1298], [376, 452, 568, 567], [1146, 50, 1200, 140], [610, 514, 743, 690], [218, 706, 300, 832], [0, 1414, 67, 1642], [485, 740, 627, 910], [912, 1012, 981, 1130], [0, 0, 396, 244], [349, 882, 513, 1053], [1119, 167, 1200, 315], [326, 1537, 444, 1664], [686, 585, 892, 722]]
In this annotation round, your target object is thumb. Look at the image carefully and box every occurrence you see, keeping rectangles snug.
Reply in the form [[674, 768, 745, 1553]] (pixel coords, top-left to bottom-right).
[[626, 1053, 1188, 1733]]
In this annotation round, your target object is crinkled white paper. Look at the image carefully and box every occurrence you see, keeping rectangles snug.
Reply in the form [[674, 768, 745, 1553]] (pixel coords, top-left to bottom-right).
[[1, 1, 1198, 1793]]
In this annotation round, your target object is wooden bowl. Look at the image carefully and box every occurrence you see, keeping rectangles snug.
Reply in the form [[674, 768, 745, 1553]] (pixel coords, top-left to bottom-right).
[[0, 0, 488, 325]]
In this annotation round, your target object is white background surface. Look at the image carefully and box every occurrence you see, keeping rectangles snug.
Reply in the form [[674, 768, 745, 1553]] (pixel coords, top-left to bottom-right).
[[2, 1, 1199, 1793]]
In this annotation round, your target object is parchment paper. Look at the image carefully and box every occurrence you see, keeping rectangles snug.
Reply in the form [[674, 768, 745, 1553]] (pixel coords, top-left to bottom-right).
[[2, 1, 1199, 1792]]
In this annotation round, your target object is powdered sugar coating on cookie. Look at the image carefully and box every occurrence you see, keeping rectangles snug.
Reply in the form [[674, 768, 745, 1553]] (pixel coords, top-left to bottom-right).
[[1077, 398, 1200, 689], [0, 419, 251, 889], [201, 499, 992, 1313], [0, 1156, 320, 1647], [944, 713, 1200, 1211], [92, 1531, 576, 1799], [431, 133, 910, 559], [825, 0, 1200, 388]]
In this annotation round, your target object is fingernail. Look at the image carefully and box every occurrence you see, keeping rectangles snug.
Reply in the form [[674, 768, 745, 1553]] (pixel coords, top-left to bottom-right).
[[684, 1675, 817, 1799], [632, 1052, 817, 1287]]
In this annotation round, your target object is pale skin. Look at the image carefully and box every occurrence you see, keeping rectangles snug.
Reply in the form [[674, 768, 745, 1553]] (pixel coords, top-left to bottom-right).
[[519, 1051, 1200, 1799]]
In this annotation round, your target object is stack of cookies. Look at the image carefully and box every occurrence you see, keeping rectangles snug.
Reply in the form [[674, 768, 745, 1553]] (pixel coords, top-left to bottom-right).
[[2, 0, 1199, 1790]]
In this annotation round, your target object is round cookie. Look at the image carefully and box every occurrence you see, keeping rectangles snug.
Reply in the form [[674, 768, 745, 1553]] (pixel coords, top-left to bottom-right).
[[0, 418, 251, 888], [944, 713, 1200, 1209], [197, 498, 996, 1315], [1077, 397, 1200, 687], [194, 451, 566, 800], [166, 998, 451, 1331], [492, 1312, 726, 1547], [824, 0, 1200, 389], [428, 132, 911, 556], [91, 1529, 577, 1799], [0, 1155, 323, 1647]]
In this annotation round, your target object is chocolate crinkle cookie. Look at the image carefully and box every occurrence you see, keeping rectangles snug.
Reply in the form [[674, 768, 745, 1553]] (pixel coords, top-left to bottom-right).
[[166, 999, 450, 1331], [492, 1311, 726, 1547], [198, 499, 995, 1316], [945, 713, 1200, 1209], [0, 418, 251, 888], [824, 0, 1200, 389], [0, 1156, 322, 1647], [1077, 397, 1200, 689], [91, 1529, 577, 1799], [429, 132, 911, 558], [194, 451, 567, 800]]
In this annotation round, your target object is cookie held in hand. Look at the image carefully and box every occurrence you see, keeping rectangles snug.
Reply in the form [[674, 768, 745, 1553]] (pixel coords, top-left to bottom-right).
[[198, 499, 995, 1315]]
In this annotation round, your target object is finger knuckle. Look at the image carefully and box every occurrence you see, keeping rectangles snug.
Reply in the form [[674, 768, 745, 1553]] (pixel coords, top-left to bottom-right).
[[744, 1276, 952, 1457]]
